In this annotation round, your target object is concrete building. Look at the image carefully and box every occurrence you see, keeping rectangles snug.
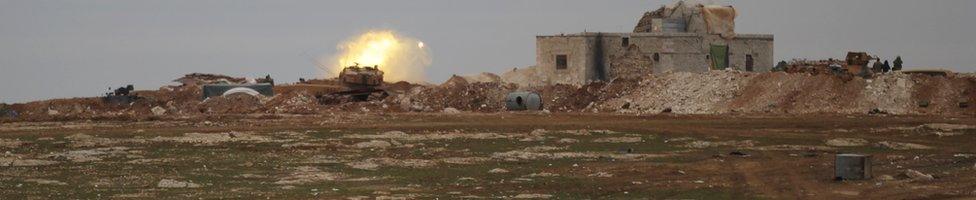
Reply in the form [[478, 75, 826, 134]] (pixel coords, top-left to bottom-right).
[[532, 1, 774, 85]]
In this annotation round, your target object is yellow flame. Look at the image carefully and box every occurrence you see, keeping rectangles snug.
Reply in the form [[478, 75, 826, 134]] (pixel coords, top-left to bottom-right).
[[327, 30, 431, 82]]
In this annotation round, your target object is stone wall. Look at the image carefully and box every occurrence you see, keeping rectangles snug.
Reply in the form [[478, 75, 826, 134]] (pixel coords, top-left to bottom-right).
[[536, 32, 773, 85], [536, 35, 597, 85]]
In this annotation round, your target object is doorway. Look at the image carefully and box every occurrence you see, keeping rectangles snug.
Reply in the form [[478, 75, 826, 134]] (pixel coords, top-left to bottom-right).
[[709, 45, 729, 70]]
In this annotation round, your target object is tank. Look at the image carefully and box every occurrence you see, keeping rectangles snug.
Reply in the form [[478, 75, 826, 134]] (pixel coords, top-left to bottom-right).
[[333, 64, 387, 101], [506, 92, 543, 111], [339, 64, 384, 89]]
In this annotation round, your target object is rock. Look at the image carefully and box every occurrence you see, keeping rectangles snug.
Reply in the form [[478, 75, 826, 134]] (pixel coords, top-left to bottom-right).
[[524, 172, 559, 177], [151, 106, 167, 116], [46, 109, 60, 116], [878, 175, 896, 181], [876, 141, 933, 150], [351, 140, 393, 149], [347, 161, 380, 170], [825, 138, 869, 147], [0, 158, 59, 167], [684, 140, 756, 149], [513, 194, 553, 199], [593, 137, 642, 143], [442, 107, 461, 114], [24, 179, 67, 185], [934, 132, 963, 137], [904, 169, 934, 181], [157, 179, 201, 188], [64, 133, 94, 140], [557, 138, 579, 144], [530, 129, 548, 135], [588, 172, 613, 178], [274, 166, 341, 185], [921, 123, 976, 132], [488, 168, 510, 174]]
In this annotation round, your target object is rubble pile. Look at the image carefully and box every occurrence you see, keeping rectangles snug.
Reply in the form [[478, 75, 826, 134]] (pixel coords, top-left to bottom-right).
[[532, 78, 640, 112], [199, 93, 266, 114], [600, 71, 752, 114], [399, 75, 518, 112], [3, 70, 974, 121], [597, 71, 974, 115], [261, 91, 319, 114]]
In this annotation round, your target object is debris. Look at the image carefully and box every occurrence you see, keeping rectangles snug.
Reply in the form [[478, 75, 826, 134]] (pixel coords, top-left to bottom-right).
[[442, 107, 461, 114], [0, 157, 59, 167], [875, 141, 933, 150], [275, 166, 342, 185], [921, 123, 976, 132], [826, 138, 869, 147], [868, 108, 888, 115], [728, 151, 749, 157], [24, 179, 68, 185], [513, 194, 553, 199], [556, 138, 579, 144], [684, 140, 756, 149], [150, 106, 167, 116], [150, 132, 276, 145], [351, 140, 393, 149], [46, 147, 131, 162], [588, 172, 613, 178], [157, 179, 202, 188], [440, 157, 491, 165], [347, 161, 380, 171], [903, 169, 934, 181], [525, 172, 560, 177], [488, 168, 510, 174], [593, 137, 642, 143]]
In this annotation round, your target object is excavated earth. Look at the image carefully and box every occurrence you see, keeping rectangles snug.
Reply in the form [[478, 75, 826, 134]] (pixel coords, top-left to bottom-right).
[[3, 71, 973, 122]]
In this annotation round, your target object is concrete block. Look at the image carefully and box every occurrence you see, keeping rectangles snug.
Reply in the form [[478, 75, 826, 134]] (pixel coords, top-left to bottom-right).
[[835, 154, 872, 180]]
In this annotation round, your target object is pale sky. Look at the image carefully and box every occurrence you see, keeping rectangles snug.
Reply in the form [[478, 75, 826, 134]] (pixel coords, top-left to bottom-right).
[[2, 0, 974, 103]]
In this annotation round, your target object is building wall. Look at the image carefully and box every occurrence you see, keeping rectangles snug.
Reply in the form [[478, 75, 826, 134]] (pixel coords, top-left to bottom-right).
[[536, 32, 774, 85], [727, 35, 775, 72], [536, 36, 595, 85]]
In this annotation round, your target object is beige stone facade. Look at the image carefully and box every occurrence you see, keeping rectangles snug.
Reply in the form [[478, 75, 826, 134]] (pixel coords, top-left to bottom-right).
[[535, 32, 773, 85]]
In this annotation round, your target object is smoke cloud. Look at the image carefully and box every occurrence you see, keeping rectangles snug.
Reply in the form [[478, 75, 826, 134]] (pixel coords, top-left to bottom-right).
[[322, 30, 432, 83]]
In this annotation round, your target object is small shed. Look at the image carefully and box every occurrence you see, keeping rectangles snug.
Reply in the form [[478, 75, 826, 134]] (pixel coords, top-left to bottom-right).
[[505, 92, 543, 111]]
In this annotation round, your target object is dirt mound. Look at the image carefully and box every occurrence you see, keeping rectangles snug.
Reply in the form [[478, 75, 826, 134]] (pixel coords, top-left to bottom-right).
[[593, 71, 974, 115], [199, 93, 266, 114], [403, 78, 519, 112], [458, 72, 502, 83], [261, 91, 319, 114], [599, 71, 753, 114], [5, 71, 973, 121]]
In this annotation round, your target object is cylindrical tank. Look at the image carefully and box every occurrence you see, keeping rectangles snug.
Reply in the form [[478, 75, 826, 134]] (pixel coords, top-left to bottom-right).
[[505, 92, 543, 111]]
